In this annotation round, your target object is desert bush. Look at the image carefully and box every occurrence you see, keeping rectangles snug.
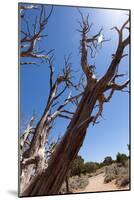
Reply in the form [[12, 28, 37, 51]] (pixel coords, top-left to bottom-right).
[[116, 163, 123, 167], [115, 175, 129, 187], [60, 175, 89, 193], [88, 172, 97, 178], [118, 166, 129, 176], [124, 159, 129, 168], [105, 164, 118, 176], [104, 174, 116, 183], [104, 161, 129, 187], [70, 175, 89, 190], [96, 166, 105, 175]]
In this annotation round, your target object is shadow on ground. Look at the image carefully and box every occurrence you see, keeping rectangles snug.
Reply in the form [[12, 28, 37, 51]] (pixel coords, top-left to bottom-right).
[[8, 190, 18, 197]]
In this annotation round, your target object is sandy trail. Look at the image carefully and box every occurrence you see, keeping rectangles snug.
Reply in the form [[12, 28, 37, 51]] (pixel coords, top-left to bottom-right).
[[75, 173, 129, 193]]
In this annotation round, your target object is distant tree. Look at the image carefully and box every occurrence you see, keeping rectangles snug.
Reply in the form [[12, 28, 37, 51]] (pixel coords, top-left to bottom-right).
[[116, 153, 128, 165], [127, 144, 130, 159], [98, 162, 104, 168], [70, 155, 85, 177], [103, 156, 113, 165], [84, 162, 98, 174], [127, 144, 130, 151]]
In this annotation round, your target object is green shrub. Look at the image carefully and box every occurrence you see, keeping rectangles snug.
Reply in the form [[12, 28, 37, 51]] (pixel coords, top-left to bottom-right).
[[83, 162, 98, 174], [70, 156, 85, 176], [103, 156, 113, 165], [116, 153, 128, 166]]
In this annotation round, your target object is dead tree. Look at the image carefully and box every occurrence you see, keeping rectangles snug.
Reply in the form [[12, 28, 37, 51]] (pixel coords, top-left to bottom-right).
[[20, 54, 83, 193], [19, 4, 53, 64], [21, 10, 130, 196], [19, 4, 86, 194]]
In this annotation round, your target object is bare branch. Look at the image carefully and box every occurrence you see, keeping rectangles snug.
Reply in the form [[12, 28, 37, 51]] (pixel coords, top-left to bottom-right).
[[58, 114, 72, 120], [98, 16, 130, 89], [104, 89, 114, 103], [20, 5, 53, 61], [77, 11, 108, 81], [44, 54, 83, 115], [121, 54, 128, 59], [19, 4, 39, 11], [47, 91, 83, 123], [77, 9, 92, 33], [20, 61, 38, 65], [92, 78, 129, 125], [78, 12, 94, 80], [20, 115, 35, 150], [87, 27, 103, 43], [21, 156, 38, 168], [105, 80, 130, 92], [111, 72, 128, 83], [92, 93, 104, 125], [111, 16, 129, 46], [33, 16, 38, 35], [51, 101, 59, 108], [61, 110, 74, 115], [21, 51, 49, 59], [87, 28, 110, 56], [121, 17, 130, 31], [77, 116, 95, 130], [53, 86, 67, 101], [111, 26, 120, 33], [47, 55, 54, 91]]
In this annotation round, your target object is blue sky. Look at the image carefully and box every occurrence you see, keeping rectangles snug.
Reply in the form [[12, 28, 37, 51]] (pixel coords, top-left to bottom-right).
[[20, 4, 129, 163]]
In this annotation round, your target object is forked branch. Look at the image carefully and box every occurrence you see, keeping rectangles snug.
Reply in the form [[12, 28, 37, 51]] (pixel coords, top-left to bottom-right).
[[20, 5, 53, 60]]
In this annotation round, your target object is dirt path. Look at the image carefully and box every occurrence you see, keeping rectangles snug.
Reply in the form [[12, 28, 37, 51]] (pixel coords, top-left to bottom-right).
[[75, 173, 128, 193]]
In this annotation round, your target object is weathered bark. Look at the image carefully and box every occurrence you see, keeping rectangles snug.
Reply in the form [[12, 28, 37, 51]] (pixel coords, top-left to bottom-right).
[[20, 77, 59, 192], [20, 122, 49, 193]]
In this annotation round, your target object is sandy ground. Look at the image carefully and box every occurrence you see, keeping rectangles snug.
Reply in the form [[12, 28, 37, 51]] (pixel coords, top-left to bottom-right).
[[75, 173, 129, 193]]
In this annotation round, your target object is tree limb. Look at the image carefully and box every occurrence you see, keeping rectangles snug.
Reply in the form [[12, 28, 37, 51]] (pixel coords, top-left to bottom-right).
[[61, 110, 75, 115], [92, 93, 105, 125], [20, 5, 53, 61], [105, 80, 130, 92], [98, 16, 130, 90], [21, 156, 39, 168], [58, 114, 72, 120]]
